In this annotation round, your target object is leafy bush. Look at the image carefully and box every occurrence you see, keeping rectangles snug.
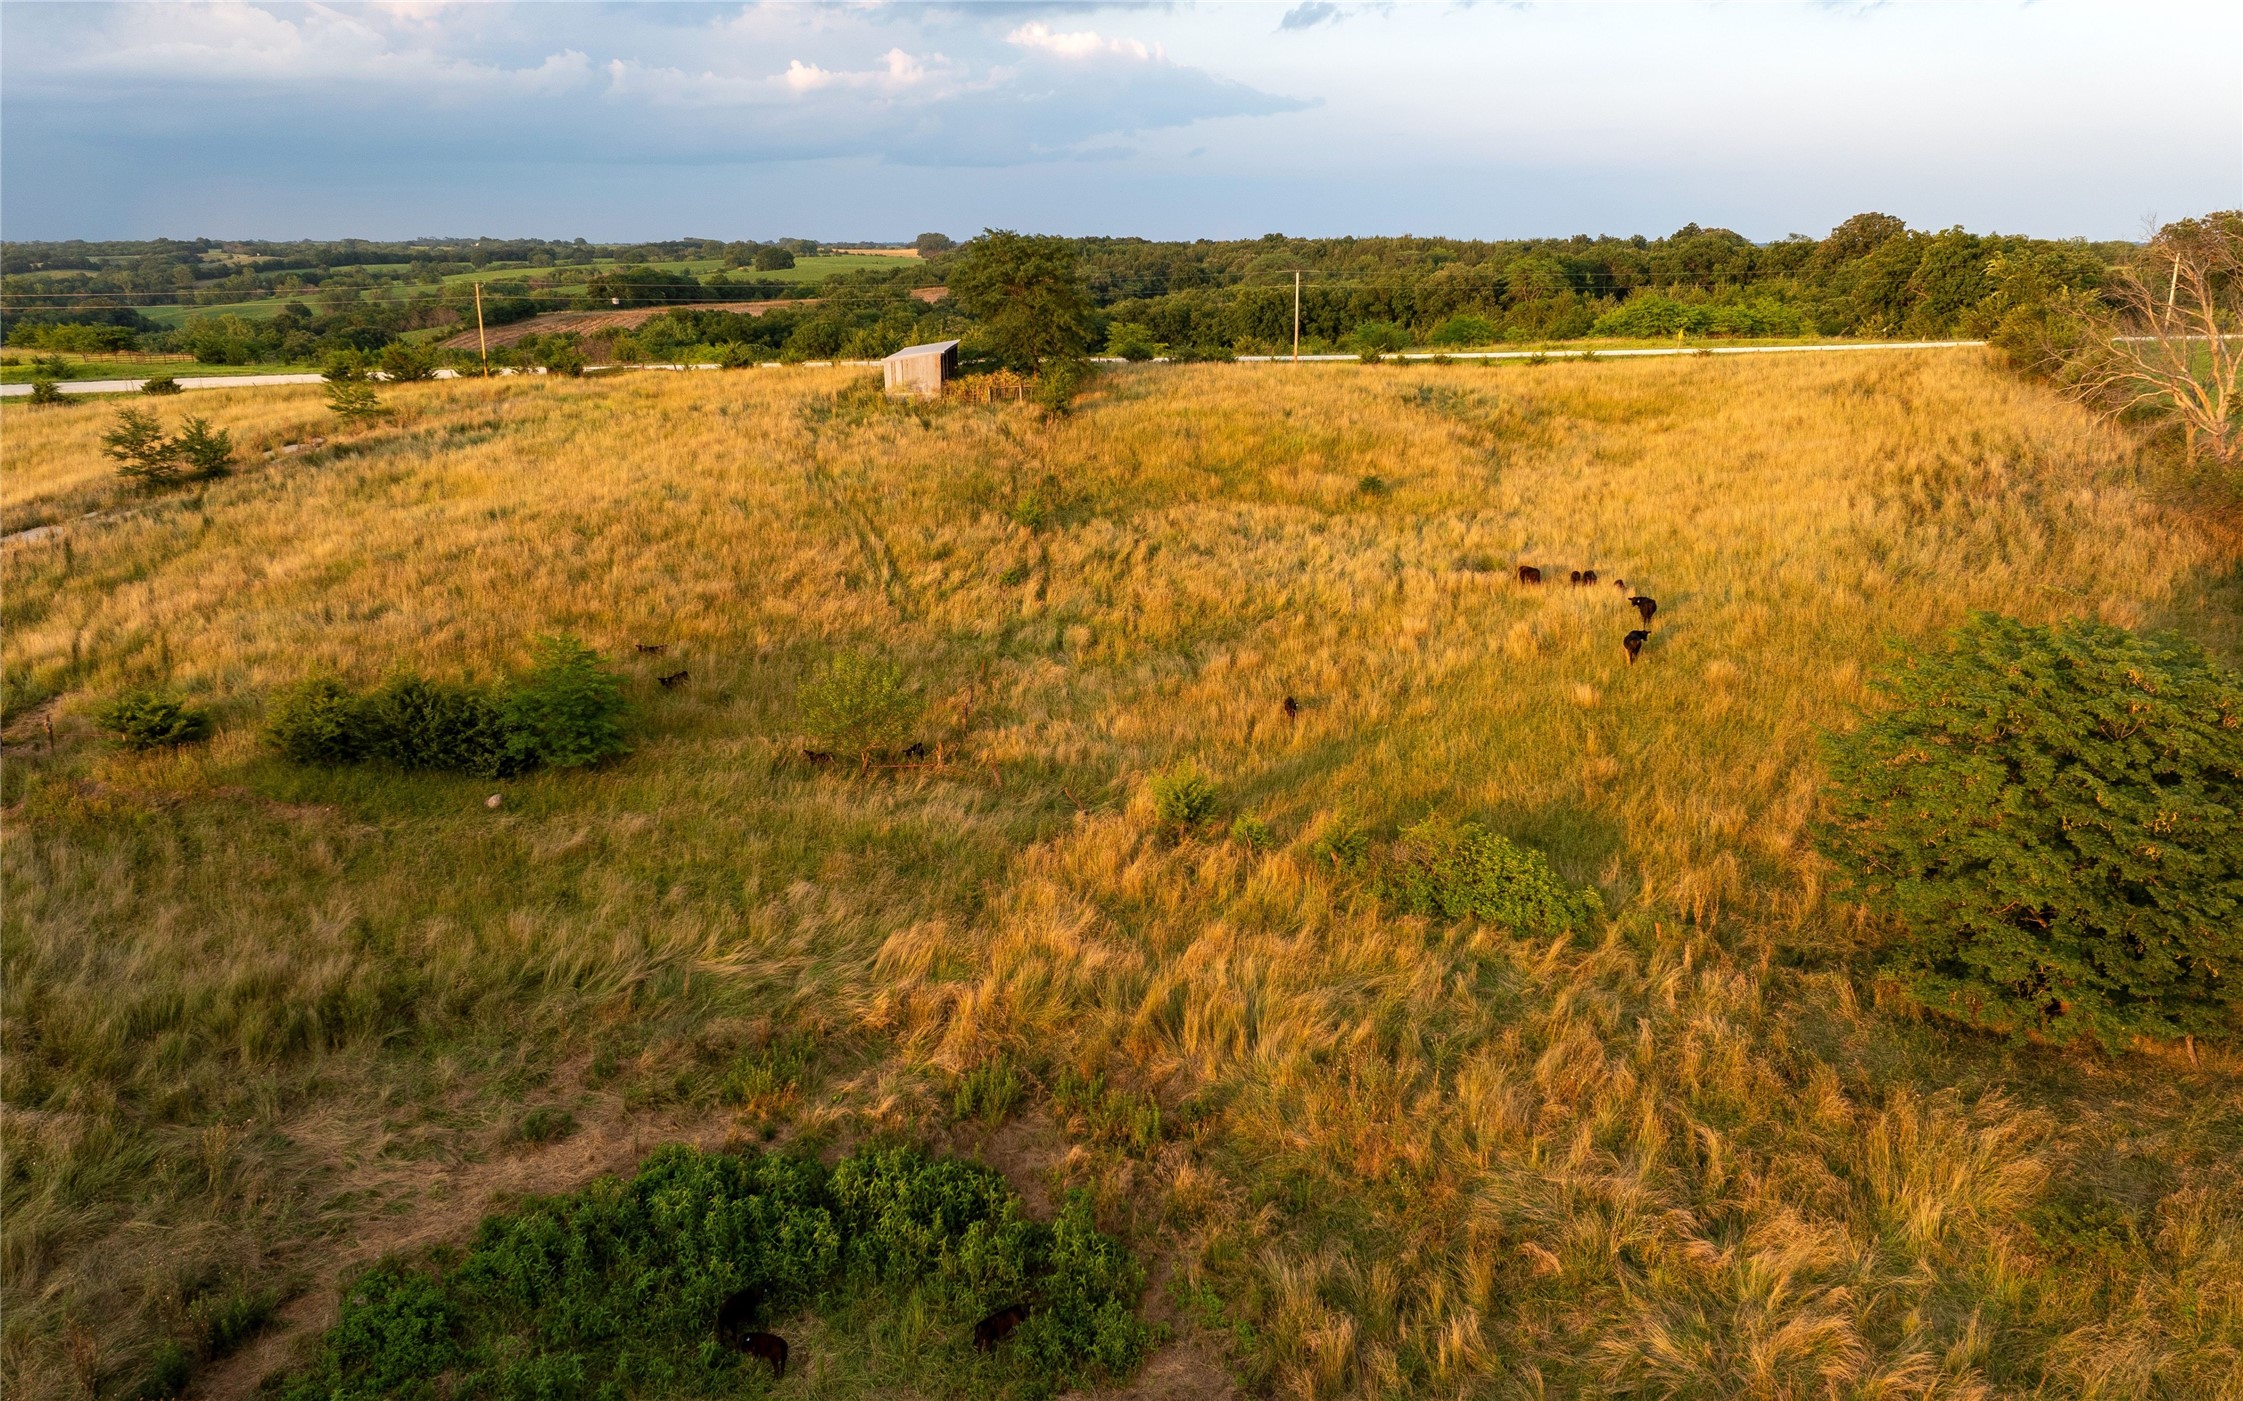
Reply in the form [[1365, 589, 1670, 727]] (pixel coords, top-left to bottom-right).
[[94, 687, 212, 750], [27, 377, 69, 406], [1430, 314, 1499, 347], [280, 1145, 1149, 1401], [1229, 814, 1274, 848], [1377, 817, 1604, 933], [1149, 765, 1218, 830], [797, 652, 921, 757], [1103, 323, 1160, 361], [377, 341, 436, 383], [1819, 613, 2243, 1045], [266, 675, 374, 766], [1350, 321, 1408, 355], [500, 635, 629, 770], [141, 375, 183, 396]]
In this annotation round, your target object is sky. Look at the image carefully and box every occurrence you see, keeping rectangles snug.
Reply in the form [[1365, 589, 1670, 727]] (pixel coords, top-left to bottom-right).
[[2, 0, 2237, 244]]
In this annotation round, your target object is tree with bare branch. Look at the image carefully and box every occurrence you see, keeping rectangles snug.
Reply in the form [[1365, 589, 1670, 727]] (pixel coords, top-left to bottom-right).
[[2061, 214, 2242, 469]]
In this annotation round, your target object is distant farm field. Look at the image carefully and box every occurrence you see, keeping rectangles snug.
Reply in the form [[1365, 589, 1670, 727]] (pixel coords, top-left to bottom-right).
[[3, 355, 2239, 1400]]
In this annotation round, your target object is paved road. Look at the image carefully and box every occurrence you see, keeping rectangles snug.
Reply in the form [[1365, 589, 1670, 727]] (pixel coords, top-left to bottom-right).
[[2, 340, 1988, 398], [1228, 339, 1987, 363]]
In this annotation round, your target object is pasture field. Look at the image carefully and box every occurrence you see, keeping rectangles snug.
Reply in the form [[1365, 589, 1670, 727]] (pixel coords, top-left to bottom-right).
[[3, 354, 2240, 1400]]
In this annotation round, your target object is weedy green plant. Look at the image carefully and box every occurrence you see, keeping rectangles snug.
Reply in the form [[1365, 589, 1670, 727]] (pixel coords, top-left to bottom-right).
[[1229, 814, 1275, 848], [1820, 613, 2243, 1046], [953, 1059, 1025, 1126], [797, 651, 921, 758], [93, 687, 212, 751], [280, 1145, 1149, 1401], [1376, 817, 1605, 934], [1148, 764, 1218, 831]]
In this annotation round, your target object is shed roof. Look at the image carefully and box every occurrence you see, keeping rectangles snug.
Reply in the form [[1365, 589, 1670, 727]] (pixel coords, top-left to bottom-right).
[[885, 340, 960, 361]]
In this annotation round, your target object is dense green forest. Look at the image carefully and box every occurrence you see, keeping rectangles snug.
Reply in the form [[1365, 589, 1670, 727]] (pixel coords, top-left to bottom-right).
[[1, 216, 2125, 367]]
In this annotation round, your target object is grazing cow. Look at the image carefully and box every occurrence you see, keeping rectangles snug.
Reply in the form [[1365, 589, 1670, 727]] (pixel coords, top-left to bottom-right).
[[1569, 570, 1583, 585], [1580, 569, 1598, 585], [1624, 630, 1649, 664], [902, 741, 928, 759], [975, 1303, 1030, 1351], [1282, 695, 1300, 719], [1517, 565, 1543, 584], [739, 1333, 789, 1378], [1614, 578, 1628, 593], [1628, 596, 1657, 624], [635, 643, 666, 655], [658, 669, 689, 688], [802, 747, 834, 765]]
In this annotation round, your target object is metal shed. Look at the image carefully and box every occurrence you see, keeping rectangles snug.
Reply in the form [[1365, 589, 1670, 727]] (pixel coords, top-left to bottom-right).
[[882, 339, 960, 398]]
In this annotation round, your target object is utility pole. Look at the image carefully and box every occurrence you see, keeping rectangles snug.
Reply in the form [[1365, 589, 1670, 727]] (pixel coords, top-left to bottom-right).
[[1292, 270, 1301, 364], [473, 281, 491, 378]]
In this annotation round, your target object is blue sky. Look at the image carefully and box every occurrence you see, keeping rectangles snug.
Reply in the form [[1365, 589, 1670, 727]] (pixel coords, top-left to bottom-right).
[[2, 1, 2236, 243]]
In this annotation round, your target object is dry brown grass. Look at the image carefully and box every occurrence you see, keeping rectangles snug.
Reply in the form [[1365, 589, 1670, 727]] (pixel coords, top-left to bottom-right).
[[3, 354, 2239, 1399]]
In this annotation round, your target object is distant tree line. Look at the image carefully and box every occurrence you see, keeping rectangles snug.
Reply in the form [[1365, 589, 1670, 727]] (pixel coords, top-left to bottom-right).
[[0, 215, 2154, 372]]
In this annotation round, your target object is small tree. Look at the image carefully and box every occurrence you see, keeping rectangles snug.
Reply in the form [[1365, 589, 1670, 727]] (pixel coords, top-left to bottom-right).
[[101, 407, 181, 486], [914, 232, 956, 255], [325, 378, 389, 427], [170, 416, 236, 479], [27, 378, 70, 407], [141, 375, 183, 396], [500, 636, 628, 770], [946, 230, 1095, 369], [1820, 613, 2243, 1047]]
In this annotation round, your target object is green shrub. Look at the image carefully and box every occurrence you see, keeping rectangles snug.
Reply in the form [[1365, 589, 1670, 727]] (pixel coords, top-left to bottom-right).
[[282, 1145, 1148, 1401], [1819, 613, 2243, 1046], [1350, 321, 1408, 355], [798, 652, 921, 757], [377, 341, 437, 383], [1036, 357, 1094, 415], [141, 375, 183, 396], [1377, 817, 1604, 933], [265, 676, 374, 766], [101, 407, 181, 486], [1430, 314, 1500, 347], [500, 636, 628, 770], [170, 416, 235, 479], [1149, 765, 1217, 830], [324, 378, 389, 427], [367, 675, 513, 777], [1103, 323, 1160, 361], [27, 377, 69, 406], [94, 687, 212, 750], [1229, 814, 1274, 848], [268, 641, 628, 778]]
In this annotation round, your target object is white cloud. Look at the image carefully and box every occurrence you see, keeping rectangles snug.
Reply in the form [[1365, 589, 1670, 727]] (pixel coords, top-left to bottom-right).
[[1006, 22, 1157, 62]]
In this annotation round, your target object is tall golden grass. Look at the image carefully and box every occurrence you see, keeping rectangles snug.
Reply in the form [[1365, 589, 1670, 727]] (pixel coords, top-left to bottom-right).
[[3, 355, 2238, 1399]]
